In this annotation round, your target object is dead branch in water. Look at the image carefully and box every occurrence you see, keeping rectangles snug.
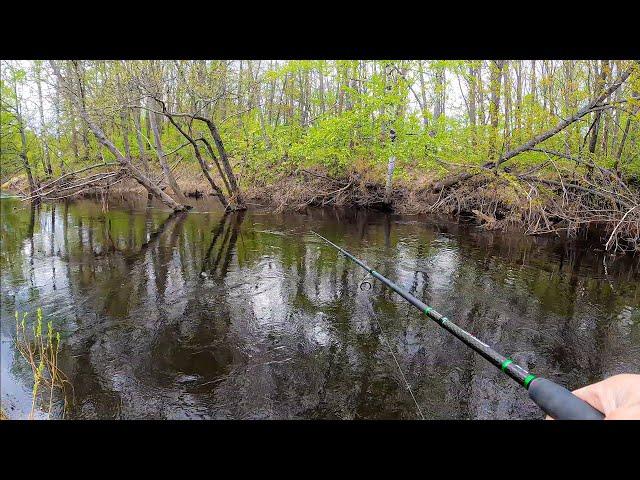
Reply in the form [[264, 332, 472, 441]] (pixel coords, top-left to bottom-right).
[[431, 162, 640, 252]]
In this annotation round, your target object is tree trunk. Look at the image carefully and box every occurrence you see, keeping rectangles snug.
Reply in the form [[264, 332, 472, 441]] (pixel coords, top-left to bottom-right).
[[614, 93, 638, 173], [34, 61, 53, 176], [514, 60, 523, 144], [476, 64, 485, 126], [337, 63, 345, 115], [253, 64, 271, 149], [467, 64, 477, 144], [200, 117, 246, 209], [120, 108, 131, 159], [54, 69, 65, 173], [65, 62, 80, 162], [148, 97, 187, 202], [562, 60, 576, 154], [430, 63, 446, 136], [50, 61, 188, 212], [74, 61, 90, 160], [163, 113, 229, 208], [419, 61, 429, 128], [488, 60, 505, 161], [267, 60, 276, 123], [116, 66, 132, 160], [133, 101, 148, 172], [503, 61, 511, 151], [384, 150, 396, 204], [383, 63, 399, 204], [528, 60, 536, 136], [319, 63, 326, 115], [588, 60, 609, 155], [15, 87, 36, 194]]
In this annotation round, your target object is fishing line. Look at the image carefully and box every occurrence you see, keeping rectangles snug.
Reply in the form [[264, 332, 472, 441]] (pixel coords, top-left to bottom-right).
[[360, 277, 425, 420], [312, 230, 604, 420]]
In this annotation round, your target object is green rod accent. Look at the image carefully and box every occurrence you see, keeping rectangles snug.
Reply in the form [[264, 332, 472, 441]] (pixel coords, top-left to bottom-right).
[[310, 231, 605, 420], [501, 359, 513, 372], [524, 374, 537, 389]]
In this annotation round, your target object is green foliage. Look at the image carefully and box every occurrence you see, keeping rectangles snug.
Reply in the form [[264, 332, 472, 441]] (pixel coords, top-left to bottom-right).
[[14, 307, 71, 419], [2, 60, 639, 191]]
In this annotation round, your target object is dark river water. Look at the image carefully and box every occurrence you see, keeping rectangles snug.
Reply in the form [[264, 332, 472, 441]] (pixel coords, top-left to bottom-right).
[[1, 196, 639, 419]]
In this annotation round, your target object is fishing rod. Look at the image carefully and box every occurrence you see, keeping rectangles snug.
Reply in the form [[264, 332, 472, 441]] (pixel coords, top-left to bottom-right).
[[311, 231, 604, 420]]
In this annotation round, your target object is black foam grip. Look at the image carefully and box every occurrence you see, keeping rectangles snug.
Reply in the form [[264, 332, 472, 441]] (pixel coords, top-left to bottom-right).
[[528, 377, 605, 420]]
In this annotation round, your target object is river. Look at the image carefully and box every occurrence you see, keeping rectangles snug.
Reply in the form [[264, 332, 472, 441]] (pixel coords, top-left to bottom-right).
[[1, 196, 639, 419]]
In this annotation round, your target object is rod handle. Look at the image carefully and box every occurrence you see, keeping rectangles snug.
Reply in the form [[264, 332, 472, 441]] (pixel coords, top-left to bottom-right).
[[528, 377, 605, 420]]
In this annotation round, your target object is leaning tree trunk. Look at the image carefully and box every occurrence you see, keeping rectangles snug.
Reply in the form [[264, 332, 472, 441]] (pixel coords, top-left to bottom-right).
[[148, 97, 187, 202], [163, 111, 229, 209], [199, 117, 246, 210], [144, 95, 244, 210], [50, 61, 188, 212], [433, 62, 637, 193]]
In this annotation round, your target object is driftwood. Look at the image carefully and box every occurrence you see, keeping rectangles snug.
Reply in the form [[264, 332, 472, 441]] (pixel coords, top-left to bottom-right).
[[21, 162, 118, 200], [427, 154, 639, 252]]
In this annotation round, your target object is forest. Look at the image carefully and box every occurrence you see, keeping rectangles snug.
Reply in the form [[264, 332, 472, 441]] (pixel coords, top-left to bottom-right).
[[2, 58, 640, 421], [1, 60, 639, 251]]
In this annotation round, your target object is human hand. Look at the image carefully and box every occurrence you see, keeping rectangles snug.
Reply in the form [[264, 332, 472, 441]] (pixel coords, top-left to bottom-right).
[[547, 374, 640, 420]]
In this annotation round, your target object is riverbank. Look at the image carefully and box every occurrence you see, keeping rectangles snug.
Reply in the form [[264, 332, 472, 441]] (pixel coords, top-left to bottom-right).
[[3, 162, 639, 253]]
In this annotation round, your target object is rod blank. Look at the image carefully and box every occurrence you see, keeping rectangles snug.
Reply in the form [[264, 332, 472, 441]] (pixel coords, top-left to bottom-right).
[[311, 230, 604, 420]]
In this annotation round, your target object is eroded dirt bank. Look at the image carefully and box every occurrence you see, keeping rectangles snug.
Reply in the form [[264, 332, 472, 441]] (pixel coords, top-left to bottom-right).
[[3, 165, 639, 253]]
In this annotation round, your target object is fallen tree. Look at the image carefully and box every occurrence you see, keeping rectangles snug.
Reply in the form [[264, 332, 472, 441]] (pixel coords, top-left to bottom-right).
[[428, 158, 639, 252]]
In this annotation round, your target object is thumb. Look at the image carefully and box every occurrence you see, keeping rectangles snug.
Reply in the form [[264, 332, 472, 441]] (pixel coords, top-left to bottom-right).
[[571, 384, 607, 415]]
